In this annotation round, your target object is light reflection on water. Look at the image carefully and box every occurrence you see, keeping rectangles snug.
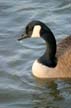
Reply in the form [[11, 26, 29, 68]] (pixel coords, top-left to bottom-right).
[[0, 0, 71, 108]]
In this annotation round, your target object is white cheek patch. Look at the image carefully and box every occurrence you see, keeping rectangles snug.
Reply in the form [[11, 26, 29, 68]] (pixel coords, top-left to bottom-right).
[[31, 25, 41, 37]]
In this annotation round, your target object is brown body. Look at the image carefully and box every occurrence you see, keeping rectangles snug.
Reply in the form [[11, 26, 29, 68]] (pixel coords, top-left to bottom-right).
[[32, 36, 71, 79], [56, 36, 71, 78]]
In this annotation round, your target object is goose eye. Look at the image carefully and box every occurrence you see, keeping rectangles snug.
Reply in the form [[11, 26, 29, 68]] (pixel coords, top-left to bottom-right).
[[26, 26, 33, 34], [26, 26, 29, 33], [29, 26, 33, 31]]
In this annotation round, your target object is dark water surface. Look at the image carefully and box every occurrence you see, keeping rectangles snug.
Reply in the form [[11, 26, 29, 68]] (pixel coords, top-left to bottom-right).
[[0, 0, 71, 108]]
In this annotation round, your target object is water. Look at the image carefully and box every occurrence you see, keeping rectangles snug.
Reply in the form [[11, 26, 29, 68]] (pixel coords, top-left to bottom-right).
[[0, 0, 71, 108]]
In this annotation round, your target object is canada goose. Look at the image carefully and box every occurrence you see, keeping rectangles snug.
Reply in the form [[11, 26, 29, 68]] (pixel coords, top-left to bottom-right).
[[18, 21, 71, 79]]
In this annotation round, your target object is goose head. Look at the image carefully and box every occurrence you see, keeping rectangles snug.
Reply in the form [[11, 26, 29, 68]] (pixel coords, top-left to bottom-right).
[[18, 20, 54, 40]]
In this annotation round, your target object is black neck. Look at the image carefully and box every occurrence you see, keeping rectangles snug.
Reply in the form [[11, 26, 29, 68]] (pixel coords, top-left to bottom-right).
[[38, 28, 57, 67]]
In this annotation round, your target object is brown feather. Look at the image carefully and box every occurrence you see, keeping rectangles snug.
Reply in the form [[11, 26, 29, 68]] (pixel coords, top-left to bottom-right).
[[32, 36, 71, 79], [55, 36, 71, 78]]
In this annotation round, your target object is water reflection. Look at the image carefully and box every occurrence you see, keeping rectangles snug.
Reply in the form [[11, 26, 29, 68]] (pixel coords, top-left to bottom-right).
[[32, 78, 71, 108]]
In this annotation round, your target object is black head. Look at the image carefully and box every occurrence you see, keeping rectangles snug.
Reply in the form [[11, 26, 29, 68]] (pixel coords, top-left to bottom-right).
[[18, 20, 52, 40]]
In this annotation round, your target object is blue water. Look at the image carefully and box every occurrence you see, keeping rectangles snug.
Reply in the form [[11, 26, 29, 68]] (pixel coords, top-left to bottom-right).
[[0, 0, 71, 108]]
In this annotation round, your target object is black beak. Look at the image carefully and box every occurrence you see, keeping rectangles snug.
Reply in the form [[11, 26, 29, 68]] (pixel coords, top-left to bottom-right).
[[18, 33, 28, 41]]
